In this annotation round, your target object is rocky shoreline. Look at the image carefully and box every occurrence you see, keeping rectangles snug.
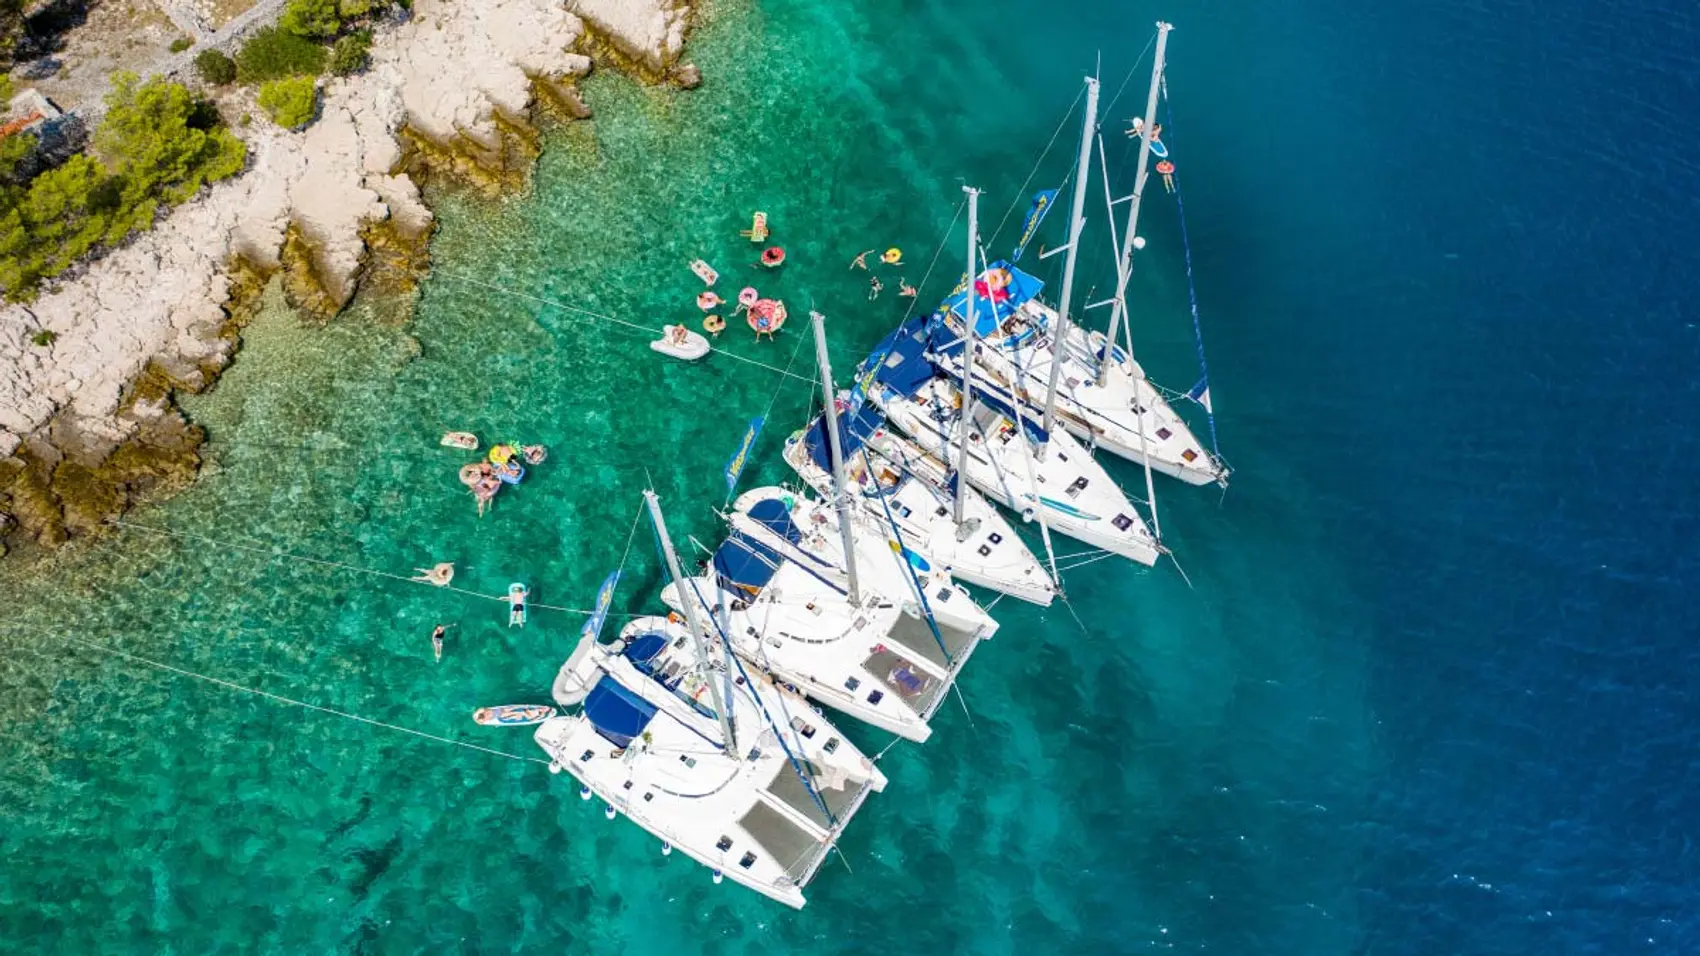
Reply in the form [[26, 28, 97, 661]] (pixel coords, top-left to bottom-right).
[[0, 0, 698, 560]]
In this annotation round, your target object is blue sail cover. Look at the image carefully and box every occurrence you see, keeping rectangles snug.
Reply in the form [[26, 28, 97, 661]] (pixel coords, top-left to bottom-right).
[[938, 261, 1046, 336], [802, 401, 886, 471], [712, 532, 783, 594], [858, 317, 937, 399], [745, 497, 803, 544], [972, 378, 1050, 445], [621, 630, 669, 673], [584, 674, 657, 748]]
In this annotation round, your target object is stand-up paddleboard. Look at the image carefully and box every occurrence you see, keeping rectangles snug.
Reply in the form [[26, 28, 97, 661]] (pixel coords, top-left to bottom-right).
[[508, 583, 528, 628], [473, 704, 556, 726], [1149, 137, 1169, 159]]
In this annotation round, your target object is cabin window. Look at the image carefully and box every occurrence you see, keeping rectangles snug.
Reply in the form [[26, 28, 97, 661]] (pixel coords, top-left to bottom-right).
[[935, 506, 949, 518], [988, 532, 1003, 544], [739, 852, 758, 869], [844, 676, 861, 692], [1066, 476, 1089, 498], [746, 747, 762, 761], [867, 689, 885, 705], [823, 737, 841, 754], [791, 716, 818, 738], [1181, 449, 1198, 462], [622, 780, 634, 790], [934, 588, 953, 603], [717, 836, 734, 851], [672, 637, 687, 650], [579, 750, 594, 762], [1056, 451, 1068, 462], [1156, 427, 1173, 440], [746, 627, 759, 637], [977, 544, 992, 557], [1112, 514, 1133, 531], [643, 792, 655, 802], [734, 675, 746, 686], [895, 503, 912, 518], [680, 755, 697, 768]]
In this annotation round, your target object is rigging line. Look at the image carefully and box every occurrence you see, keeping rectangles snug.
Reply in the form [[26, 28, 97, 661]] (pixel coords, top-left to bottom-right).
[[1099, 32, 1158, 123], [432, 271, 816, 385], [1158, 87, 1225, 460], [951, 681, 979, 738], [30, 632, 551, 766], [109, 518, 597, 615], [986, 84, 1085, 250]]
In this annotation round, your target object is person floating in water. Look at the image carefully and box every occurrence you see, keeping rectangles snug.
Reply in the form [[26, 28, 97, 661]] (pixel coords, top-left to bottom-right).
[[412, 562, 455, 587], [431, 624, 451, 662], [849, 249, 875, 270], [1125, 117, 1163, 140], [868, 275, 884, 300], [898, 278, 918, 298], [1156, 160, 1176, 193]]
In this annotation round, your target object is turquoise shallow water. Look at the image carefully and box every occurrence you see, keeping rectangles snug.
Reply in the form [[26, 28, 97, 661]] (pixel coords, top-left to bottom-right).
[[3, 3, 1374, 952], [10, 0, 1698, 951]]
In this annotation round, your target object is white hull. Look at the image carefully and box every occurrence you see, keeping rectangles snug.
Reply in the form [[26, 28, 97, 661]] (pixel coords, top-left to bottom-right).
[[730, 486, 1001, 638], [871, 377, 1161, 567], [945, 297, 1226, 486], [782, 420, 1056, 605], [537, 617, 885, 908], [662, 569, 970, 743]]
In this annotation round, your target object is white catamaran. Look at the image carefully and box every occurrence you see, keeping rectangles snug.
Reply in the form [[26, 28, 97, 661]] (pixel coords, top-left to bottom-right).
[[728, 484, 1001, 640], [932, 26, 1227, 487], [782, 407, 1058, 606], [861, 188, 1161, 567], [537, 493, 885, 909]]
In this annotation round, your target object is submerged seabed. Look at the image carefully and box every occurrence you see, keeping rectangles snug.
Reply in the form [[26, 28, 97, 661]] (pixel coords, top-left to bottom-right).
[[6, 0, 1698, 952]]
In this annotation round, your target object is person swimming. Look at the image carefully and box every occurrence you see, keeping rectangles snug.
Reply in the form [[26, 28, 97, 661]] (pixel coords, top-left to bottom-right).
[[898, 278, 918, 298], [431, 624, 450, 662], [868, 275, 884, 300], [849, 249, 874, 270]]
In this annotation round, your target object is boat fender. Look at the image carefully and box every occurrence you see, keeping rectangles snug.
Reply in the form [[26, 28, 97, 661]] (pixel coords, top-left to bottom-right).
[[579, 785, 592, 800], [712, 870, 724, 885], [662, 841, 672, 856], [549, 762, 563, 775], [604, 804, 617, 821]]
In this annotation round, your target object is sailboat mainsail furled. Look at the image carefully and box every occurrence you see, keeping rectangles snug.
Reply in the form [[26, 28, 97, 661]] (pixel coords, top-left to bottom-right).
[[538, 493, 885, 909]]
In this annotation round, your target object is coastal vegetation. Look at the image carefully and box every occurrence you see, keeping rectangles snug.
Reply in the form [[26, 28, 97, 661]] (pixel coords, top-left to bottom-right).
[[235, 27, 328, 83], [194, 49, 238, 86], [258, 76, 318, 130], [0, 73, 246, 299]]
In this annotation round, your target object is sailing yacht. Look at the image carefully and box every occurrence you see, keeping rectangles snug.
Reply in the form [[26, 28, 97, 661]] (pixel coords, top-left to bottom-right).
[[861, 316, 1162, 566], [931, 261, 1227, 486], [659, 528, 969, 741], [782, 402, 1057, 605], [539, 614, 885, 909], [728, 484, 1001, 639]]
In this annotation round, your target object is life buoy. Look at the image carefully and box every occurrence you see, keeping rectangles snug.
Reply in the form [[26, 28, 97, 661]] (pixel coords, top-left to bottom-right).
[[760, 247, 785, 268], [703, 314, 726, 334], [1155, 160, 1175, 175], [697, 291, 723, 311], [881, 248, 902, 264]]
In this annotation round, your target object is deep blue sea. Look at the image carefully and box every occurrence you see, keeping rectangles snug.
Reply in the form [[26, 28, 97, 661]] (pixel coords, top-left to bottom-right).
[[3, 0, 1699, 952]]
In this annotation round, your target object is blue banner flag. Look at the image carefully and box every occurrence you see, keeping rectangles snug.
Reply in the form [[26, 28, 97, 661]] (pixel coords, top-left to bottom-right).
[[1010, 189, 1059, 262], [580, 570, 621, 644], [723, 416, 765, 495]]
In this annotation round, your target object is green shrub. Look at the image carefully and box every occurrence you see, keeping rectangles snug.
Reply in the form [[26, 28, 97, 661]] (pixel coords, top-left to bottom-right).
[[329, 30, 371, 76], [0, 74, 247, 299], [29, 329, 55, 347], [281, 0, 341, 38], [258, 76, 318, 130], [193, 49, 237, 85], [235, 27, 327, 83], [168, 36, 192, 53]]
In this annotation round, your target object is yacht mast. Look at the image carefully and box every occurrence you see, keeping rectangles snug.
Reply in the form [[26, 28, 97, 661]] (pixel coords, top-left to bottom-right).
[[954, 185, 981, 526], [643, 490, 736, 751], [1039, 74, 1101, 457], [809, 310, 862, 605], [1099, 20, 1171, 386]]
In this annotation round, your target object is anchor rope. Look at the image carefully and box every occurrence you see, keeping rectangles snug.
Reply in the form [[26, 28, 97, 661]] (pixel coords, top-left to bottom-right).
[[434, 272, 820, 384], [13, 628, 550, 766], [109, 519, 599, 616]]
